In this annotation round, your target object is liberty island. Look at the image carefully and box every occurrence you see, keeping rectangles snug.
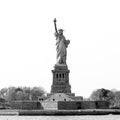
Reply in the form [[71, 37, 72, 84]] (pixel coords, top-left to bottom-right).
[[9, 19, 109, 111], [0, 19, 117, 116]]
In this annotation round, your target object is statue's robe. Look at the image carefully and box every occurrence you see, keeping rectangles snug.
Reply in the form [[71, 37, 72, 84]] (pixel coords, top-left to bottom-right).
[[55, 33, 70, 65]]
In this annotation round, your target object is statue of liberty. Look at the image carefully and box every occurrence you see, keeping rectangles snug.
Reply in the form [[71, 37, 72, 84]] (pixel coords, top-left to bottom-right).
[[53, 18, 70, 65]]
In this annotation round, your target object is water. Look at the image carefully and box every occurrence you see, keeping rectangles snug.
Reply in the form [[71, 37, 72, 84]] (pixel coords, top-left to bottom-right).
[[0, 115, 120, 120]]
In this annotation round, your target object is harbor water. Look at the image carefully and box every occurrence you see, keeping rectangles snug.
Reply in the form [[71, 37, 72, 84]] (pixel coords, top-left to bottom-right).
[[0, 115, 120, 120]]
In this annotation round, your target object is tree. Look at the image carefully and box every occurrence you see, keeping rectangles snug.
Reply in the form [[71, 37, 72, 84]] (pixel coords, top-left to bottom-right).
[[89, 88, 115, 105], [0, 88, 7, 98], [113, 91, 120, 107], [5, 87, 17, 101], [31, 87, 45, 100], [0, 86, 45, 101]]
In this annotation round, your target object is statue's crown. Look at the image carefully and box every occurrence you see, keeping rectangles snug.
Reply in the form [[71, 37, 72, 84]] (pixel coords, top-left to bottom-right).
[[58, 29, 64, 31]]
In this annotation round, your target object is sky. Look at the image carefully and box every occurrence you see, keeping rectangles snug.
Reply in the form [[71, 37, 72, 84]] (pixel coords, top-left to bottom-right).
[[0, 0, 120, 98]]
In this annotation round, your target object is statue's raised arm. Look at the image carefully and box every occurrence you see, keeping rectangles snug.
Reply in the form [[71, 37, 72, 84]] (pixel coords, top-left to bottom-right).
[[53, 18, 58, 34]]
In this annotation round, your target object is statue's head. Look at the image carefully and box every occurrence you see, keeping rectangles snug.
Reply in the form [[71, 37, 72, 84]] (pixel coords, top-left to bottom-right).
[[58, 29, 64, 35]]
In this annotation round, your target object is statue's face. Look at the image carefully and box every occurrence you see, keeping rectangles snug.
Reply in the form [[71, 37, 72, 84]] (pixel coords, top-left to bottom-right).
[[59, 30, 63, 35]]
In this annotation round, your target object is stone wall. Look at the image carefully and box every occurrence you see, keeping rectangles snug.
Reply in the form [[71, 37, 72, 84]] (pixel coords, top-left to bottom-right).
[[58, 101, 78, 110], [11, 100, 109, 110], [0, 98, 5, 103], [58, 101, 109, 110], [81, 101, 96, 109], [95, 101, 109, 109], [11, 101, 43, 110]]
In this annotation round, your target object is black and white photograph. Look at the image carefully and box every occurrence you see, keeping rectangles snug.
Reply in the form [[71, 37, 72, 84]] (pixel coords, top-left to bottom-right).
[[0, 0, 120, 119]]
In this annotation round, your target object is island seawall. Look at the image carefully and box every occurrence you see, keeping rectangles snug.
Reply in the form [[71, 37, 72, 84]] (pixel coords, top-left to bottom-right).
[[0, 109, 120, 116]]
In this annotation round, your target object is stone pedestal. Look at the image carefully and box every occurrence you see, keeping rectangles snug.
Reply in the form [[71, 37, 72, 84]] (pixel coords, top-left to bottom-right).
[[51, 64, 72, 94]]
